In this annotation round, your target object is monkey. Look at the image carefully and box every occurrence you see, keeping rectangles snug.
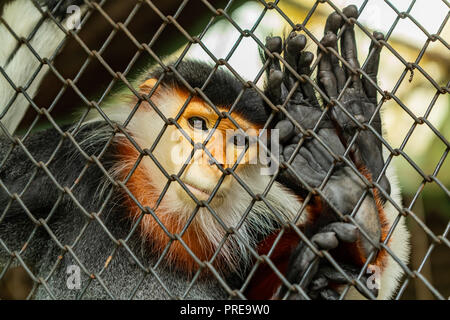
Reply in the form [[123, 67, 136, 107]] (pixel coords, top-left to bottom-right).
[[0, 0, 410, 300]]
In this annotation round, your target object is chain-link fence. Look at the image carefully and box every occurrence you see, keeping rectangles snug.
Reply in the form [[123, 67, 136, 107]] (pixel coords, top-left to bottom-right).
[[0, 0, 448, 300]]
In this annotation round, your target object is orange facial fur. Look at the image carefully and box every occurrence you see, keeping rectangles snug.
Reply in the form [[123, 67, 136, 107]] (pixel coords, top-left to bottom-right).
[[117, 140, 217, 274], [113, 82, 266, 274]]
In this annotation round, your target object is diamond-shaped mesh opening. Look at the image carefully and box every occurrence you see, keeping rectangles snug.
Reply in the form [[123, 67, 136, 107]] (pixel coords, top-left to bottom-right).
[[0, 0, 448, 300]]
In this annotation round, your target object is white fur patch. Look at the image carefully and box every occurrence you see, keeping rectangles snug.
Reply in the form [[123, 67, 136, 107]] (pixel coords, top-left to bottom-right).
[[0, 0, 85, 134]]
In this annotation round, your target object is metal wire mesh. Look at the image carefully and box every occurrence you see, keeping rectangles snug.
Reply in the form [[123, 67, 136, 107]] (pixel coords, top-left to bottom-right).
[[0, 0, 448, 300]]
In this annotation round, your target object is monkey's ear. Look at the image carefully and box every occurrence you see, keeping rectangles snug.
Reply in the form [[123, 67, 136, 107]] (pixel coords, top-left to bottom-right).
[[139, 78, 158, 94]]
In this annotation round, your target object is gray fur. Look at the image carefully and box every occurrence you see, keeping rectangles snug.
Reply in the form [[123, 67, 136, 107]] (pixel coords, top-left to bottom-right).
[[0, 123, 239, 299]]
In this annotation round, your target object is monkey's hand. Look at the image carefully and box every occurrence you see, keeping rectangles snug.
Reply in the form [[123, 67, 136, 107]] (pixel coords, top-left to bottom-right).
[[262, 5, 388, 300], [316, 5, 390, 196], [279, 222, 379, 300], [264, 30, 370, 218]]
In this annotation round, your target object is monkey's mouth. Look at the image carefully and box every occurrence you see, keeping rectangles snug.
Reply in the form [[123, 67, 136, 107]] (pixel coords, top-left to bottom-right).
[[183, 181, 212, 198]]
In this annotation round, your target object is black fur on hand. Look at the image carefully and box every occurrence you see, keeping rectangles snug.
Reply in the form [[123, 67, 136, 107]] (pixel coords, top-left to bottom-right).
[[263, 4, 387, 300], [317, 5, 390, 196], [263, 31, 363, 215], [263, 5, 389, 214]]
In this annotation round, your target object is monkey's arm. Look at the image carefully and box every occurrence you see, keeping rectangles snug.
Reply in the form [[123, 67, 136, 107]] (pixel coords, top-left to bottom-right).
[[247, 6, 409, 300], [0, 122, 107, 270], [0, 140, 53, 271]]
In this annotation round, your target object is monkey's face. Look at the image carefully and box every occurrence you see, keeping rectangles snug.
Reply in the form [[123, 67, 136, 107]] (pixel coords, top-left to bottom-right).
[[171, 95, 263, 204], [103, 71, 300, 267], [129, 79, 266, 209]]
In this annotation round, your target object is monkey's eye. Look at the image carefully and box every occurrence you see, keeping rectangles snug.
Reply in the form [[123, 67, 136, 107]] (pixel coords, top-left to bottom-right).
[[188, 117, 209, 131]]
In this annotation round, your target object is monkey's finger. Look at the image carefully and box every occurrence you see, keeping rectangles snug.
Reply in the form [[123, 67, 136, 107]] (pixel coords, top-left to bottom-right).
[[324, 12, 347, 92], [301, 134, 335, 172], [316, 124, 346, 146], [283, 145, 324, 188], [291, 243, 317, 272], [286, 292, 309, 300], [282, 242, 320, 299], [340, 5, 362, 91], [324, 11, 343, 35], [362, 32, 384, 102], [275, 119, 294, 144], [295, 246, 320, 287], [318, 32, 338, 99], [297, 51, 314, 76], [265, 36, 282, 71], [289, 134, 301, 145], [284, 32, 306, 90], [268, 69, 284, 104], [297, 143, 324, 173], [320, 222, 359, 243], [311, 232, 339, 250], [298, 51, 320, 108], [317, 265, 354, 284], [288, 104, 331, 131]]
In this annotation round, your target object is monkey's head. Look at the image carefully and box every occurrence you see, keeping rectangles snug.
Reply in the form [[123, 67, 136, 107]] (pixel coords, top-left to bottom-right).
[[122, 61, 278, 208], [104, 60, 300, 269]]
